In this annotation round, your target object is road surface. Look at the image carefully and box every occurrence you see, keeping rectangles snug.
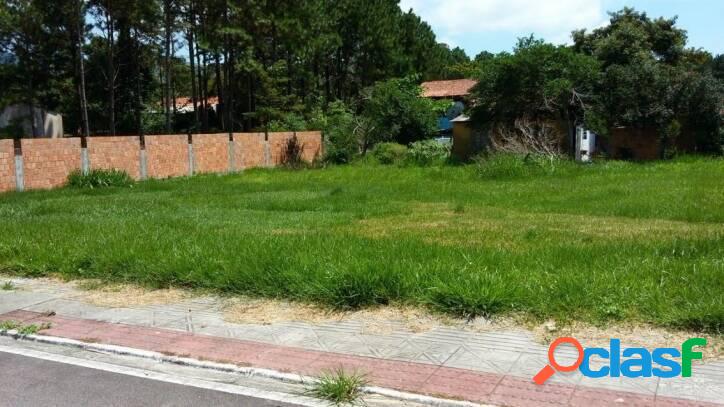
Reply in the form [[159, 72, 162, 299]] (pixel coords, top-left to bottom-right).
[[0, 351, 302, 407]]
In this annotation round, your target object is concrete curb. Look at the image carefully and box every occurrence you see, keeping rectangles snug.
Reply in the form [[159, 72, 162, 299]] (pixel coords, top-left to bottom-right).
[[0, 330, 488, 407]]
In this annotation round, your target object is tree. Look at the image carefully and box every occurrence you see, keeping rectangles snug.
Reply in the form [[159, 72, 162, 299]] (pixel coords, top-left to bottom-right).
[[361, 76, 438, 150], [471, 37, 600, 153], [573, 7, 722, 154]]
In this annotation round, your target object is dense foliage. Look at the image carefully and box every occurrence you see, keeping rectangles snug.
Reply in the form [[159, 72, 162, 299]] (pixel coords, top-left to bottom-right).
[[0, 0, 472, 136], [471, 8, 723, 156]]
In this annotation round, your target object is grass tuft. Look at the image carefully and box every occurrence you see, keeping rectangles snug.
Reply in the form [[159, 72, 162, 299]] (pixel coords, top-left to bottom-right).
[[67, 169, 134, 189], [1, 281, 14, 291], [0, 320, 51, 335], [306, 369, 368, 405], [0, 320, 21, 332]]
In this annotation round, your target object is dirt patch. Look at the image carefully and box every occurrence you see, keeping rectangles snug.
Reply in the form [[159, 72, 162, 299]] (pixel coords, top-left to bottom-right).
[[75, 281, 191, 308]]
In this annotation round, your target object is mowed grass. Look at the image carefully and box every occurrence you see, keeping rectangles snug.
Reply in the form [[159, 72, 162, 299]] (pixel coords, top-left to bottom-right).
[[0, 157, 722, 331]]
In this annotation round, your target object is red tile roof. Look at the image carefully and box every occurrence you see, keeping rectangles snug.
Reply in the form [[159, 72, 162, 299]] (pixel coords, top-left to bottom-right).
[[421, 79, 477, 98], [174, 96, 219, 109]]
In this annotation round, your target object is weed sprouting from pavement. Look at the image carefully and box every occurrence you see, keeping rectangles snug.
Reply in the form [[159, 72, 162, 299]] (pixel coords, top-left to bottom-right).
[[1, 281, 15, 291], [0, 320, 21, 332], [16, 323, 50, 335], [306, 369, 368, 405], [0, 320, 51, 335]]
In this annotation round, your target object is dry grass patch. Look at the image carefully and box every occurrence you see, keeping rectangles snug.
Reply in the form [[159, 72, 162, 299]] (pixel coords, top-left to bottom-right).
[[352, 202, 723, 248], [223, 298, 456, 333], [76, 280, 191, 308], [532, 321, 724, 360]]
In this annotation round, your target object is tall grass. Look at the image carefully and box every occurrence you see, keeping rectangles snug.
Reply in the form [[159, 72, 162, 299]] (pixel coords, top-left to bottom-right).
[[1, 158, 722, 332], [67, 169, 134, 189]]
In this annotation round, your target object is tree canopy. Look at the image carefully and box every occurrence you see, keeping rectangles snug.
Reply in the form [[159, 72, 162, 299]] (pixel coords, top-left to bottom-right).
[[471, 8, 721, 155], [0, 0, 471, 136]]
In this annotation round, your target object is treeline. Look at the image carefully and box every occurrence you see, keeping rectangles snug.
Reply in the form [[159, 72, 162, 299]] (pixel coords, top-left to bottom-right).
[[472, 9, 723, 155], [0, 0, 472, 136]]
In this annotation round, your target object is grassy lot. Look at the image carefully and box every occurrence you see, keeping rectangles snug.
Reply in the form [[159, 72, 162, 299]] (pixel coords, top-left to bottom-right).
[[0, 157, 722, 332]]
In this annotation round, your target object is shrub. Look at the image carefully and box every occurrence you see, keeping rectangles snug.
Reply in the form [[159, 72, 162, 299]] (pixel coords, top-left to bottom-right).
[[372, 142, 408, 165], [361, 76, 438, 146], [407, 139, 450, 166], [315, 101, 359, 164], [267, 112, 307, 132], [282, 135, 306, 169], [67, 169, 134, 189], [474, 153, 576, 179]]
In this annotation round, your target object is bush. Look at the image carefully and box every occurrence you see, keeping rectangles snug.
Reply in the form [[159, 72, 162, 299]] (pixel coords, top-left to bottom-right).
[[475, 152, 576, 179], [67, 169, 134, 189], [372, 142, 408, 165], [407, 139, 450, 166], [267, 112, 308, 132], [282, 135, 306, 169], [362, 76, 438, 146], [314, 101, 359, 164]]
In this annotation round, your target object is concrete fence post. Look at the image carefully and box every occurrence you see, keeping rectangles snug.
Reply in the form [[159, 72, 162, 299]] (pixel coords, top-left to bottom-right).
[[139, 136, 147, 180], [228, 133, 235, 173], [187, 134, 194, 176], [13, 139, 24, 192], [80, 137, 90, 175]]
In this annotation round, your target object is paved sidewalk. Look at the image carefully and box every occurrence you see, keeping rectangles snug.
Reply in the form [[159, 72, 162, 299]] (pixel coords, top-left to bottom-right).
[[1, 278, 722, 406]]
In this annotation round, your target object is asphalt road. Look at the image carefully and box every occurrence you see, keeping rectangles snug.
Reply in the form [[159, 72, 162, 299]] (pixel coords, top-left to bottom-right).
[[0, 351, 302, 407]]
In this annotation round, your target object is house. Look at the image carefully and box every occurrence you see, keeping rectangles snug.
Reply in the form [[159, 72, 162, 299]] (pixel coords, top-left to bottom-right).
[[0, 104, 63, 138], [421, 79, 478, 135], [421, 79, 477, 99], [172, 96, 220, 114]]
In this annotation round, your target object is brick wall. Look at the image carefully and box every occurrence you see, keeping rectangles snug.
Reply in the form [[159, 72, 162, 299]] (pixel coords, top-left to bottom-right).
[[0, 140, 15, 192], [267, 132, 294, 166], [234, 133, 266, 169], [193, 134, 229, 174], [296, 131, 323, 162], [145, 135, 189, 179], [87, 136, 141, 179], [21, 138, 81, 190], [0, 131, 321, 193], [268, 131, 322, 165]]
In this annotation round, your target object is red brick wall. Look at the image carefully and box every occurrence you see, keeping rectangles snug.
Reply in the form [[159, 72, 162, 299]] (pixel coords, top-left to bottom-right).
[[268, 132, 322, 165], [6, 131, 322, 192], [22, 138, 82, 190], [193, 134, 229, 174], [0, 140, 15, 193], [268, 132, 294, 166], [295, 131, 323, 162], [87, 136, 141, 179], [145, 135, 189, 179], [234, 133, 266, 169]]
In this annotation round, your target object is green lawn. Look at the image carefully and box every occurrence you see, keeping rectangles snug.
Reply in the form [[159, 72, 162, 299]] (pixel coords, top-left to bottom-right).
[[1, 158, 722, 332]]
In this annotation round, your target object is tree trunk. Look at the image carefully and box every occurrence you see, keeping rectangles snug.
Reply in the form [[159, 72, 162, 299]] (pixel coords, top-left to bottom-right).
[[227, 47, 235, 133], [187, 1, 199, 132], [163, 0, 172, 133], [134, 27, 144, 137], [214, 53, 224, 130], [171, 40, 177, 115], [106, 0, 116, 135], [77, 0, 90, 138]]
